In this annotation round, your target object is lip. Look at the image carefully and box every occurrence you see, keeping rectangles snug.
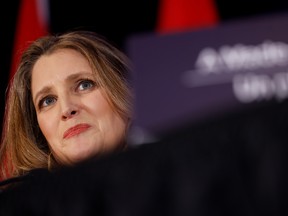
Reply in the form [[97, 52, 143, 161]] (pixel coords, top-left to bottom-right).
[[63, 123, 91, 139]]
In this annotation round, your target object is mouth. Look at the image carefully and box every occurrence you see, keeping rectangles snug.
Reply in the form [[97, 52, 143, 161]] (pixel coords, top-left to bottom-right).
[[63, 123, 91, 139]]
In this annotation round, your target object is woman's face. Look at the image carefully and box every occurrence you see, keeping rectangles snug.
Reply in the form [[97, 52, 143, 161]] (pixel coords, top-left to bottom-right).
[[31, 48, 127, 164]]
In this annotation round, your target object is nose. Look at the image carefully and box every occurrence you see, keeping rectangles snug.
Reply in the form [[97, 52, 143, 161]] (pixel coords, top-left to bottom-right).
[[60, 95, 79, 120], [62, 108, 78, 120]]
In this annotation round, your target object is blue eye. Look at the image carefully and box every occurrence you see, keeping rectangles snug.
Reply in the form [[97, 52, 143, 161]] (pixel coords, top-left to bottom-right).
[[78, 79, 95, 91], [39, 96, 56, 108]]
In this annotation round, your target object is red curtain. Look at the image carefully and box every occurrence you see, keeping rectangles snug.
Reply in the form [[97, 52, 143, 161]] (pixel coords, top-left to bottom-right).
[[9, 0, 49, 80], [157, 0, 219, 33]]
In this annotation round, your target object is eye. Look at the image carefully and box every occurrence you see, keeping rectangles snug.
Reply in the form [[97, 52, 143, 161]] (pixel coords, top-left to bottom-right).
[[77, 79, 96, 91], [38, 96, 57, 109]]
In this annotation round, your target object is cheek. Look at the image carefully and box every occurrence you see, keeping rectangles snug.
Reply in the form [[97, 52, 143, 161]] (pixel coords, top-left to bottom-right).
[[112, 117, 127, 139], [85, 93, 111, 115], [37, 114, 57, 140]]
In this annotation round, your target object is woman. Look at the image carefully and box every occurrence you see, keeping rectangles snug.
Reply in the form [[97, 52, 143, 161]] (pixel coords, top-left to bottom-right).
[[0, 30, 133, 180]]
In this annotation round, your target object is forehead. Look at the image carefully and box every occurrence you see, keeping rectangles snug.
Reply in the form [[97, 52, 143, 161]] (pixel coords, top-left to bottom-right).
[[33, 48, 89, 73], [31, 49, 92, 94]]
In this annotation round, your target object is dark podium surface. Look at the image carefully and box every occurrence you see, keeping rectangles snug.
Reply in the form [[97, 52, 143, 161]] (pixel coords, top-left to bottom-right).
[[1, 99, 288, 216]]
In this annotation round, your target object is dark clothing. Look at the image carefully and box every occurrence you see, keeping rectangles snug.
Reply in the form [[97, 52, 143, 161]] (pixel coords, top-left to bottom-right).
[[1, 100, 288, 216]]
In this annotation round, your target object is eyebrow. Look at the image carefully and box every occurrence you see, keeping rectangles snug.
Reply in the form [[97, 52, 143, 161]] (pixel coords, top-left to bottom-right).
[[33, 86, 52, 105], [33, 72, 93, 104]]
